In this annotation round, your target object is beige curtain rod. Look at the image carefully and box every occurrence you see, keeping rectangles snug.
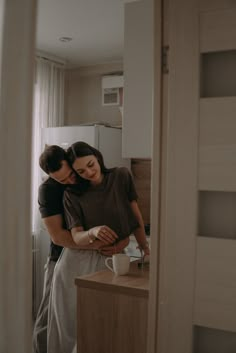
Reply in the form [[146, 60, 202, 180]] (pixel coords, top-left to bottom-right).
[[36, 52, 66, 67]]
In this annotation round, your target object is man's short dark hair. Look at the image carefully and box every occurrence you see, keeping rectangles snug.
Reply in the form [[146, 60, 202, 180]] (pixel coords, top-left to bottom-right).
[[39, 145, 67, 174]]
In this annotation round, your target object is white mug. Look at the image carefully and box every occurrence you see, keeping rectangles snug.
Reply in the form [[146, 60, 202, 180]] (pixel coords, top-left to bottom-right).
[[105, 253, 130, 275]]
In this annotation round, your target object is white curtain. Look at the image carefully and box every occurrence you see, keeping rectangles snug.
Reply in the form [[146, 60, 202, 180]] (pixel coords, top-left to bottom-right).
[[31, 57, 65, 233]]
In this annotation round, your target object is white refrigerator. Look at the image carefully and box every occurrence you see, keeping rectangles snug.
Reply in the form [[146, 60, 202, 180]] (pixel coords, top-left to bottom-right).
[[41, 124, 130, 169], [34, 125, 130, 314]]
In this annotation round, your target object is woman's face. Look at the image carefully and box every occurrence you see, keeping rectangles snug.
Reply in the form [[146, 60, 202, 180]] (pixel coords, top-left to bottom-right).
[[72, 155, 103, 185]]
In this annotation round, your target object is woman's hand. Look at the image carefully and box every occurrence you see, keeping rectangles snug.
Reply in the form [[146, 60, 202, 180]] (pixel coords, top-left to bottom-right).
[[90, 225, 118, 245], [100, 237, 129, 256], [137, 242, 150, 256]]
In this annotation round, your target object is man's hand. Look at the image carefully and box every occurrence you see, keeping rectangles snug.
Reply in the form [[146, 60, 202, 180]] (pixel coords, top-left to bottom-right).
[[100, 237, 129, 256]]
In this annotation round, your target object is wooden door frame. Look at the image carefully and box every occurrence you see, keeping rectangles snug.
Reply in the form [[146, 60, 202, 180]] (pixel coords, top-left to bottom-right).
[[148, 0, 199, 352], [0, 1, 37, 352]]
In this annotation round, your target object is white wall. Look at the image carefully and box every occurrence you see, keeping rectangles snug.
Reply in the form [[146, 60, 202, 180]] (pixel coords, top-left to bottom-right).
[[65, 62, 123, 126]]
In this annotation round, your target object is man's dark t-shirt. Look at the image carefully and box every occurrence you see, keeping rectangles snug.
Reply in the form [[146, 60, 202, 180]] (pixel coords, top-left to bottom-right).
[[38, 177, 65, 261]]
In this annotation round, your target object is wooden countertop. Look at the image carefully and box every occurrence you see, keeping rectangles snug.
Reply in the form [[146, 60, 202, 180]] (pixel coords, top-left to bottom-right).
[[75, 260, 149, 298]]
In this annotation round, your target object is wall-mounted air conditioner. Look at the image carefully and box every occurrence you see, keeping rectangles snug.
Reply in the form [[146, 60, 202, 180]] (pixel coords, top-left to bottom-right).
[[102, 75, 124, 106]]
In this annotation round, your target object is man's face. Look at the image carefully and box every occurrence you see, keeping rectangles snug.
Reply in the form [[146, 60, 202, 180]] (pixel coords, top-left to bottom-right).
[[49, 160, 77, 185]]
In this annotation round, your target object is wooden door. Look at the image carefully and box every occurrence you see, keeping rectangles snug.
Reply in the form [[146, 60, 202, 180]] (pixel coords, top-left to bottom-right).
[[150, 1, 236, 352]]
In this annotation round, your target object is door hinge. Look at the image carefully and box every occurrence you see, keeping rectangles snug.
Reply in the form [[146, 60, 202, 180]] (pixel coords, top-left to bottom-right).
[[162, 46, 169, 74]]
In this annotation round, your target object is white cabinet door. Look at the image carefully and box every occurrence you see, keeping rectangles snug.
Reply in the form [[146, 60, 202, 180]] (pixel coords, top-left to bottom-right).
[[122, 0, 154, 158]]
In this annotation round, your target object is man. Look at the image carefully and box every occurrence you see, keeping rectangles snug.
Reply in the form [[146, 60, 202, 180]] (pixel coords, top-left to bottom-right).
[[32, 145, 79, 353], [33, 145, 128, 353]]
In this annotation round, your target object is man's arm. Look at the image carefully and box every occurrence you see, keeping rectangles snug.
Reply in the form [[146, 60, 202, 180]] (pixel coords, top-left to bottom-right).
[[43, 214, 80, 249], [99, 237, 130, 256], [70, 225, 129, 255], [43, 214, 109, 250]]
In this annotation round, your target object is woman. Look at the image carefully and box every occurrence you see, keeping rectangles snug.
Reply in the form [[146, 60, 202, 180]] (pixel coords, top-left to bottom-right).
[[47, 142, 149, 353], [64, 141, 150, 258], [47, 151, 129, 353]]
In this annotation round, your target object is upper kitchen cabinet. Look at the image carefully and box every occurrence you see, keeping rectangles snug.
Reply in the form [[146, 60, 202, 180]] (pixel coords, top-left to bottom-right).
[[122, 0, 154, 158]]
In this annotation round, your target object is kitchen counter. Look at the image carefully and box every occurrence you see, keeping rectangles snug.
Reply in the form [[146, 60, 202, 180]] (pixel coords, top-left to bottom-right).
[[75, 260, 149, 353], [75, 259, 149, 296]]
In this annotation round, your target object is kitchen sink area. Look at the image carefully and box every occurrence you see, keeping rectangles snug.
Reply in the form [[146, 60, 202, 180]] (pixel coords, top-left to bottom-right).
[[125, 233, 151, 261]]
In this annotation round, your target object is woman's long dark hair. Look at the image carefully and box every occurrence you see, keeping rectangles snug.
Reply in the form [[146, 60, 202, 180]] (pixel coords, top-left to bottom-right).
[[66, 141, 112, 192]]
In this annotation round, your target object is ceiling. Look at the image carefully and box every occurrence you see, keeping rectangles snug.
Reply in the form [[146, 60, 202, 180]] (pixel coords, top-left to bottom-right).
[[36, 0, 125, 68]]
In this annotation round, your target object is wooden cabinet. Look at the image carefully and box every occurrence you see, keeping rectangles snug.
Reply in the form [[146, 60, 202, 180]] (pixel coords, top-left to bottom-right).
[[122, 0, 154, 158], [75, 261, 149, 353]]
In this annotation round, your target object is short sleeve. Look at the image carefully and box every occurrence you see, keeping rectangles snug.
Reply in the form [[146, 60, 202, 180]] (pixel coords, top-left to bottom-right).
[[118, 167, 138, 202], [38, 181, 64, 218], [63, 190, 84, 230]]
